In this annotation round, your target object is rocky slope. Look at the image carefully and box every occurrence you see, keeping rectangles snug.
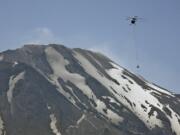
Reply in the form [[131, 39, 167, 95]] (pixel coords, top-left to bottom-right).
[[0, 44, 179, 135]]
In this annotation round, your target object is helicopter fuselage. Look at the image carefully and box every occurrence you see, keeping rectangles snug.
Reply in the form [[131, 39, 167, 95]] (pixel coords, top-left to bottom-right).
[[131, 18, 137, 24]]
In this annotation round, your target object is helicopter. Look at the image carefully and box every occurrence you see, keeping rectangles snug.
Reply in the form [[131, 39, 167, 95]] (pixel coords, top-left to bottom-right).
[[127, 16, 143, 25], [126, 16, 143, 69]]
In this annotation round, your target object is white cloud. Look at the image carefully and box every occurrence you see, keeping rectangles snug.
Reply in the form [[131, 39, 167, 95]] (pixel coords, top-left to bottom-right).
[[34, 27, 54, 39], [88, 43, 129, 68], [22, 27, 60, 45], [89, 43, 117, 61]]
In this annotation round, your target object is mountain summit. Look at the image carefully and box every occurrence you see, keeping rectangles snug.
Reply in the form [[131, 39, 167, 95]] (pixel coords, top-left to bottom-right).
[[0, 44, 179, 135]]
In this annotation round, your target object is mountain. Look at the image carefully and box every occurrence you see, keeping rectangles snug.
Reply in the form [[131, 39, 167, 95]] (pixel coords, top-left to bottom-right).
[[0, 44, 179, 135]]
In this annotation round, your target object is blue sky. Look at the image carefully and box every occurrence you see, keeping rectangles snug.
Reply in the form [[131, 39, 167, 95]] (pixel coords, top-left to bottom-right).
[[0, 0, 180, 93]]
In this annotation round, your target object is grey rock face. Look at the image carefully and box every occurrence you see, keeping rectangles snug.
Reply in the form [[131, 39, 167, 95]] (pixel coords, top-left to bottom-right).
[[0, 44, 179, 135]]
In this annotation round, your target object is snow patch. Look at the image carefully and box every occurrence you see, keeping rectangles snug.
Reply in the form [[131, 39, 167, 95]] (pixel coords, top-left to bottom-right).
[[47, 105, 51, 110], [165, 105, 180, 135], [102, 96, 119, 104], [50, 114, 61, 135], [7, 71, 25, 103], [74, 51, 163, 128], [0, 116, 4, 135], [77, 114, 85, 125], [146, 110, 163, 129], [147, 83, 174, 97], [45, 47, 96, 105], [65, 85, 87, 109], [96, 100, 124, 124], [72, 56, 164, 129], [87, 52, 103, 67], [66, 114, 86, 130], [13, 61, 18, 67], [0, 55, 3, 61], [106, 63, 164, 128], [107, 62, 180, 132], [178, 99, 180, 102], [73, 51, 123, 123]]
